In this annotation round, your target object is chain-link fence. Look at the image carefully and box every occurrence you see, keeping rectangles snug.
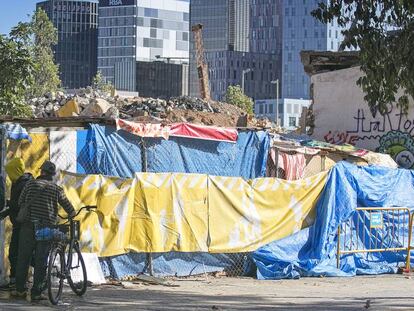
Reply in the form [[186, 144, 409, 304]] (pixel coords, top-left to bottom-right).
[[0, 124, 263, 282], [0, 123, 334, 283]]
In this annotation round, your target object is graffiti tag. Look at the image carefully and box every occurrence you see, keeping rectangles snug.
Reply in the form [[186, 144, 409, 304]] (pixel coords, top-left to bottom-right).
[[323, 104, 414, 168]]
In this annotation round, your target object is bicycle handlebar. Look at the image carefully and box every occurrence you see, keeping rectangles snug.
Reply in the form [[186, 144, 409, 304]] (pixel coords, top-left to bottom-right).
[[58, 206, 97, 220]]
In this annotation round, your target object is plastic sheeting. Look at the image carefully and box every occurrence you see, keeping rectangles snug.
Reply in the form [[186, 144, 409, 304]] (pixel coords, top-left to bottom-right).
[[2, 123, 31, 141], [77, 125, 142, 178], [19, 133, 50, 177], [100, 252, 248, 278], [50, 131, 77, 173], [60, 171, 326, 256], [78, 125, 270, 180], [145, 132, 269, 179], [253, 162, 414, 279], [74, 124, 270, 277]]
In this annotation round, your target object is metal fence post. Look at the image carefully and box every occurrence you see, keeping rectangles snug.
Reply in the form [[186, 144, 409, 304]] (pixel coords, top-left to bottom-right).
[[336, 225, 341, 269], [406, 212, 413, 271], [140, 137, 154, 276], [0, 126, 6, 284], [275, 148, 279, 178]]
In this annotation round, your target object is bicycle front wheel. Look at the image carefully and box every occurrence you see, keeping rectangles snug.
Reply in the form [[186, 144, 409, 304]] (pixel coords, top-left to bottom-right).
[[67, 243, 87, 296], [47, 246, 65, 305]]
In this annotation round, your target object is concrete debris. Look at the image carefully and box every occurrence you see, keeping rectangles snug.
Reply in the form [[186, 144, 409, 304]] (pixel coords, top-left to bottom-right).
[[80, 98, 111, 117], [28, 89, 258, 127], [57, 99, 80, 117]]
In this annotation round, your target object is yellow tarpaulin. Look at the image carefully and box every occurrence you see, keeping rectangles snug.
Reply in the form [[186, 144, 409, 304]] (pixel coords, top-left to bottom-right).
[[8, 133, 50, 177], [3, 133, 50, 276], [60, 171, 328, 257], [132, 173, 208, 253], [208, 173, 327, 252]]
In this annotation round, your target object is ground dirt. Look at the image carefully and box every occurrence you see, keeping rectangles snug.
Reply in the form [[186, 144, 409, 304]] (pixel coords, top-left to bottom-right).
[[130, 107, 254, 128], [1, 275, 413, 310]]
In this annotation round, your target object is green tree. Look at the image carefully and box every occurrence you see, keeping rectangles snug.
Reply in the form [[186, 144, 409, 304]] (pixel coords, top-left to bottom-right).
[[312, 2, 414, 115], [92, 71, 114, 94], [225, 85, 253, 114], [0, 35, 34, 117], [11, 8, 60, 98]]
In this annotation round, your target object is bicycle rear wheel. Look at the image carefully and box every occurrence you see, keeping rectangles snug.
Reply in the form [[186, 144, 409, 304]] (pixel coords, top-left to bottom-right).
[[47, 246, 65, 305], [67, 243, 87, 296]]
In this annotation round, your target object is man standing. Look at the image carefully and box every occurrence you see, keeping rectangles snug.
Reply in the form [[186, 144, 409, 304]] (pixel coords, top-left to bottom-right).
[[0, 158, 33, 290], [13, 161, 75, 301]]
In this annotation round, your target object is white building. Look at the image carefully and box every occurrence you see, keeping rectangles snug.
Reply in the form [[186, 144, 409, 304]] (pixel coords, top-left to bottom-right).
[[98, 0, 190, 90], [302, 50, 414, 169], [254, 98, 311, 130]]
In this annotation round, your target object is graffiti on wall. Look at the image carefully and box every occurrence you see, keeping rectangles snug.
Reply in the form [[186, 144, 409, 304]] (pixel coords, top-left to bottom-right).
[[323, 104, 414, 169]]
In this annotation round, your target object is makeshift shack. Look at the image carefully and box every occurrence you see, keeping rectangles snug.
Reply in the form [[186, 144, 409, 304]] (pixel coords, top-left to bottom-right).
[[0, 116, 409, 285]]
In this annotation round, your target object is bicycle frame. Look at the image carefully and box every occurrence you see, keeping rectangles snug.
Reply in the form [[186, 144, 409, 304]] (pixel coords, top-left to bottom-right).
[[46, 206, 97, 304], [58, 206, 96, 277]]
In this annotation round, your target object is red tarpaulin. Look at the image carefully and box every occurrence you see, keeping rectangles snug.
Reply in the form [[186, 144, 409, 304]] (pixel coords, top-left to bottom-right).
[[116, 119, 170, 139], [116, 119, 238, 142], [170, 123, 238, 143]]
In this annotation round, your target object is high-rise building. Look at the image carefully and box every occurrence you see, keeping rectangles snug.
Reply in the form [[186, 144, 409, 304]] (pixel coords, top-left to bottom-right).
[[37, 0, 98, 89], [134, 61, 189, 98], [98, 0, 190, 95], [189, 0, 281, 102], [282, 0, 345, 99]]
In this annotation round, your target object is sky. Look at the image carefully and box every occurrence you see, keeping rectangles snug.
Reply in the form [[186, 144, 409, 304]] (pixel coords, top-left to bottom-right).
[[0, 0, 39, 35]]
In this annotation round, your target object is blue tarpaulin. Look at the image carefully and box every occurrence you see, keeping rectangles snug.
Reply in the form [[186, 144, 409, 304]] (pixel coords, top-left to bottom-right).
[[2, 123, 31, 141], [145, 130, 269, 179], [253, 162, 414, 279], [77, 124, 269, 180], [77, 125, 142, 178], [76, 124, 270, 277]]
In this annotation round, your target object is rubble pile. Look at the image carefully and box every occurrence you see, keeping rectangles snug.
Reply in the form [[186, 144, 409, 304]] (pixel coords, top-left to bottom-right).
[[29, 87, 123, 119], [28, 88, 251, 127], [120, 96, 221, 118]]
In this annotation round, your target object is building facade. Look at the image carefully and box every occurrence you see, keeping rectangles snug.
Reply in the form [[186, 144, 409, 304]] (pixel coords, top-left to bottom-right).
[[134, 61, 189, 98], [254, 98, 311, 130], [205, 51, 278, 102], [37, 0, 98, 89], [189, 0, 281, 102], [282, 0, 345, 99], [98, 0, 190, 94]]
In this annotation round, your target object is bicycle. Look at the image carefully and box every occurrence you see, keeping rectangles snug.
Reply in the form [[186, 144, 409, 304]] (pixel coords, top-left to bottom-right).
[[34, 206, 97, 305]]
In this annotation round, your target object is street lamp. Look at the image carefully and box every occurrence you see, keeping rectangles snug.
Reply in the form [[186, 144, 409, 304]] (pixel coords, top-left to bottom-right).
[[271, 79, 280, 126], [241, 68, 252, 94]]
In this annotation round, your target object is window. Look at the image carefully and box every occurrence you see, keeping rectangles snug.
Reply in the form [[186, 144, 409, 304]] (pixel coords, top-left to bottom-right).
[[144, 8, 158, 18], [150, 28, 157, 38], [289, 117, 297, 127]]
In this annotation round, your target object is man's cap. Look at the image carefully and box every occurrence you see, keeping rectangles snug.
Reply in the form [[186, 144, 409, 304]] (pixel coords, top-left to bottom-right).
[[40, 161, 57, 176]]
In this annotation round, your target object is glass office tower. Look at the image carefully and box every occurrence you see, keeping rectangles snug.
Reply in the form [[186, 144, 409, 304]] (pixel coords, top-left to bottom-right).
[[37, 0, 98, 89]]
